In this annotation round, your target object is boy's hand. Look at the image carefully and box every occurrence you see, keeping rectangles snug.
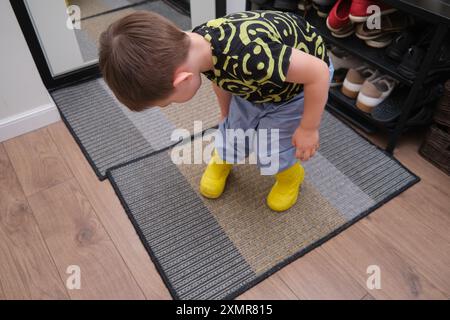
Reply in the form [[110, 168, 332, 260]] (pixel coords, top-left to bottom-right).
[[292, 126, 319, 162], [286, 49, 329, 162]]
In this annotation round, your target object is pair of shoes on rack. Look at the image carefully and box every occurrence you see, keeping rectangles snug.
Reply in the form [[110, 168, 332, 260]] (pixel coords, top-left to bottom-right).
[[385, 27, 422, 62], [325, 0, 354, 38], [388, 28, 450, 80], [326, 0, 408, 47], [355, 11, 413, 48], [390, 30, 450, 80], [341, 65, 398, 113]]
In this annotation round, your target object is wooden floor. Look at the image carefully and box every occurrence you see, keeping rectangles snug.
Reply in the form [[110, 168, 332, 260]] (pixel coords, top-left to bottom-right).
[[0, 120, 449, 300]]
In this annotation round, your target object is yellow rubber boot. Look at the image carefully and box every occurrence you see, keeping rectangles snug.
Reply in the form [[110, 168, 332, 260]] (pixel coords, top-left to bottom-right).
[[267, 162, 305, 212], [200, 150, 233, 199]]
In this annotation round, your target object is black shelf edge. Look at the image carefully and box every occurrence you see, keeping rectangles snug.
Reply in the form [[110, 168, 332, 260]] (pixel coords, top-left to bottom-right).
[[382, 0, 450, 25], [326, 100, 378, 134], [306, 11, 414, 86], [329, 88, 372, 117], [329, 88, 395, 130], [328, 87, 403, 131]]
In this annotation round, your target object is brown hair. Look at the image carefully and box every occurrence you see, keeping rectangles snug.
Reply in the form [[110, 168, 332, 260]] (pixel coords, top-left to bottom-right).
[[99, 11, 190, 111]]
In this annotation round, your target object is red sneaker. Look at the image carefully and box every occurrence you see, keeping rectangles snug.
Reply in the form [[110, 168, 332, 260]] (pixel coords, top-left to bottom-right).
[[326, 0, 353, 32], [349, 0, 397, 22]]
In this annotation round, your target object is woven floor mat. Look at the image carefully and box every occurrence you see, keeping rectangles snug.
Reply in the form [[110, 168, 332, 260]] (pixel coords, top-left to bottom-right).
[[107, 111, 419, 300]]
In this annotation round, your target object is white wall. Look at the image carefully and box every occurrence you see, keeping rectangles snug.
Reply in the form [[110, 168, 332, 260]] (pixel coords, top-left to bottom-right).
[[0, 1, 59, 142], [190, 0, 216, 27], [226, 0, 246, 14]]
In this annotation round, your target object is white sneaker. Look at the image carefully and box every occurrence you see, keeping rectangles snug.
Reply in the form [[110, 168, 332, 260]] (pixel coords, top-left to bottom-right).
[[356, 75, 398, 113], [342, 65, 380, 99]]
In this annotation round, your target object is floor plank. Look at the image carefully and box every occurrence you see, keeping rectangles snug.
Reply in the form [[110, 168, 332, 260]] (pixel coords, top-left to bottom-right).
[[363, 193, 450, 296], [321, 220, 447, 299], [361, 293, 376, 300], [237, 274, 299, 300], [346, 130, 450, 296], [0, 283, 5, 300], [276, 247, 367, 300], [392, 182, 450, 237], [27, 179, 145, 299], [394, 132, 450, 198], [359, 130, 450, 297], [47, 122, 171, 300], [0, 144, 68, 300], [3, 128, 72, 196]]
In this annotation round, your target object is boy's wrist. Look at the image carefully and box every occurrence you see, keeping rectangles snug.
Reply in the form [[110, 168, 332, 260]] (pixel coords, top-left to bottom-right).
[[299, 122, 319, 132]]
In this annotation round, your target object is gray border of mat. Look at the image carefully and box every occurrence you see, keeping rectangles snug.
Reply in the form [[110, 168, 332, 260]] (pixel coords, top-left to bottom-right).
[[106, 117, 420, 300], [51, 77, 110, 180]]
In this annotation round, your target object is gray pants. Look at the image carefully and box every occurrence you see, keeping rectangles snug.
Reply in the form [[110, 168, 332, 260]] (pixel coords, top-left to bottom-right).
[[216, 62, 334, 175]]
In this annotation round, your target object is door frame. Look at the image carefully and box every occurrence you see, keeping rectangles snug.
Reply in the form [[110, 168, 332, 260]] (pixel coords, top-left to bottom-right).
[[10, 0, 227, 91]]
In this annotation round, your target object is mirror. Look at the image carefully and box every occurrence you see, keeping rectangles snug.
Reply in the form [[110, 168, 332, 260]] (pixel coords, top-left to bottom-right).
[[23, 0, 210, 77]]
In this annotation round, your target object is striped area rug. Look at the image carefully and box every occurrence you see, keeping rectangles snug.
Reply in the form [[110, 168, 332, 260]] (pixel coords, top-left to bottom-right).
[[107, 111, 419, 300]]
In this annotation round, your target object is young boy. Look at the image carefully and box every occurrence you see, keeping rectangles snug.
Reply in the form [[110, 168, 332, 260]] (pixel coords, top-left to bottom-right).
[[99, 10, 332, 212]]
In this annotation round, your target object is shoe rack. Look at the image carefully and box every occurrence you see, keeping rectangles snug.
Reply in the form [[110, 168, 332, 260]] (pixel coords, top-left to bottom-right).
[[245, 0, 450, 153]]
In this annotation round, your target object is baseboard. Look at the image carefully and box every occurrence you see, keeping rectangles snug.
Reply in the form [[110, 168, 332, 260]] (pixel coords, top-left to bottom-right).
[[0, 102, 60, 142]]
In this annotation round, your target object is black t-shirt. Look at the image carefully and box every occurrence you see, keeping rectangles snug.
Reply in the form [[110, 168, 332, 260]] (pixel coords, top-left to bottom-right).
[[192, 10, 329, 103]]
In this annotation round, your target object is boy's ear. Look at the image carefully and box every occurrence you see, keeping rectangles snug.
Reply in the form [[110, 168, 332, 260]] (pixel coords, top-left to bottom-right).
[[173, 71, 193, 88]]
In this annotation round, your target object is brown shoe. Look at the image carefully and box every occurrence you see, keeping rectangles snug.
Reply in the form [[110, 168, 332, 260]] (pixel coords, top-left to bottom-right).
[[342, 65, 379, 99], [365, 33, 394, 48], [355, 11, 413, 40], [356, 75, 398, 113], [330, 21, 355, 38]]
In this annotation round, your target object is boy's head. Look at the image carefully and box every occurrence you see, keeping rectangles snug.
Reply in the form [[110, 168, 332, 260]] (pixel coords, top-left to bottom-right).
[[99, 11, 200, 111]]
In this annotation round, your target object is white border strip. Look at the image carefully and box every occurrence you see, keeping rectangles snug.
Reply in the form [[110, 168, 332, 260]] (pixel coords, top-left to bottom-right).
[[0, 100, 60, 142]]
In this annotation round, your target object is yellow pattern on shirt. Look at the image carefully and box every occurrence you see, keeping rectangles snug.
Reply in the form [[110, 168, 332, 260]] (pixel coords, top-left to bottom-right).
[[193, 10, 328, 103]]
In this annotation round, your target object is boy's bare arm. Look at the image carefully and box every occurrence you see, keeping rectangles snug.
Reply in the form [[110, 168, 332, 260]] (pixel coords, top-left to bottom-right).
[[212, 82, 232, 120], [286, 48, 330, 161]]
